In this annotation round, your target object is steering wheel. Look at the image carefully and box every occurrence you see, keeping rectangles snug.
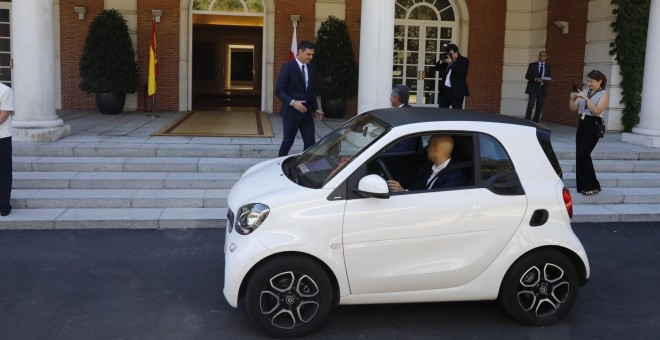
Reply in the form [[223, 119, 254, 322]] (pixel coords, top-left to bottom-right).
[[377, 159, 393, 181]]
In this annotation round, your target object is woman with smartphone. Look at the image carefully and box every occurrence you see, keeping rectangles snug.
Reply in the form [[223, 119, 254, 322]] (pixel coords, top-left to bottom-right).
[[569, 70, 610, 195]]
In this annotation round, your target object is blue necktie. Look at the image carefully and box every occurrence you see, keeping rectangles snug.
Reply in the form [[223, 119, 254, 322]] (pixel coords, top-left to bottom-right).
[[302, 64, 307, 88]]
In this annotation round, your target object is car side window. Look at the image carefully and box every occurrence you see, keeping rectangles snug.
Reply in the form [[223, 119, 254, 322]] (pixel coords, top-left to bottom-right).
[[479, 134, 515, 182]]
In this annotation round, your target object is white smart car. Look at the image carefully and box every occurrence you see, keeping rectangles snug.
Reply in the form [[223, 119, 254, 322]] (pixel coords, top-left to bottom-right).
[[224, 108, 589, 338]]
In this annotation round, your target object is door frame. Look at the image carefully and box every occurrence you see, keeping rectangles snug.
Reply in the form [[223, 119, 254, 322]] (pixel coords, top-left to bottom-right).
[[0, 1, 12, 88], [394, 19, 458, 107]]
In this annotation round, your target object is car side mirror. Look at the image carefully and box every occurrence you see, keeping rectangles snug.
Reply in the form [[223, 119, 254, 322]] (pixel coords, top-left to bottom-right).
[[352, 174, 390, 199]]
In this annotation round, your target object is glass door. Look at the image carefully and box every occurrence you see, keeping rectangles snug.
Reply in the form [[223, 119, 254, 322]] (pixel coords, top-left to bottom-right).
[[393, 23, 454, 106], [0, 2, 10, 88]]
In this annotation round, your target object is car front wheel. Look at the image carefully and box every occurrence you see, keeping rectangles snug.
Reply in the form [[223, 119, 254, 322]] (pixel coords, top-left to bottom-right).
[[499, 249, 579, 326], [244, 255, 333, 338]]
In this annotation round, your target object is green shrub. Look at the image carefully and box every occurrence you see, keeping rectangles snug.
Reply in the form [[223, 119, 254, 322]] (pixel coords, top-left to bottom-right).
[[314, 16, 358, 100], [80, 9, 138, 94]]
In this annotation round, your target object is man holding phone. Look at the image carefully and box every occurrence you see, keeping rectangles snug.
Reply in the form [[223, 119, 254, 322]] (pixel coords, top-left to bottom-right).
[[524, 51, 552, 122]]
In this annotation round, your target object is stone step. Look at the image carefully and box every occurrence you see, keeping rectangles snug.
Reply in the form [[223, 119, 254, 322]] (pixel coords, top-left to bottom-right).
[[10, 189, 229, 209], [571, 204, 660, 223], [12, 143, 292, 158], [553, 148, 660, 161], [12, 172, 241, 189], [561, 172, 660, 188], [0, 208, 228, 230], [13, 156, 264, 173], [1, 203, 658, 229], [568, 187, 660, 204], [10, 186, 659, 210], [559, 159, 660, 173], [15, 140, 660, 160]]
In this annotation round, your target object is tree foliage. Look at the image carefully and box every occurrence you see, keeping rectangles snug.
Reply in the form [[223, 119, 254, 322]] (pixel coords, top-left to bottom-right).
[[79, 9, 138, 94], [609, 0, 650, 132], [314, 16, 359, 100]]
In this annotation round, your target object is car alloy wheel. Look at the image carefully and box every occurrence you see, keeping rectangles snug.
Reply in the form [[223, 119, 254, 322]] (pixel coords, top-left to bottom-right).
[[499, 249, 579, 325], [245, 255, 333, 338]]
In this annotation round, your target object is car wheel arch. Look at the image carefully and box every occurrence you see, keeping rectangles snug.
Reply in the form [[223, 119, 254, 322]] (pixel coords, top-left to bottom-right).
[[497, 246, 584, 325], [237, 251, 342, 306], [496, 246, 589, 296]]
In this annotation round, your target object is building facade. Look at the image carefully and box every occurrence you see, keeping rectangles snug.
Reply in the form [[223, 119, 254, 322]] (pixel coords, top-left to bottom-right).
[[4, 0, 660, 146]]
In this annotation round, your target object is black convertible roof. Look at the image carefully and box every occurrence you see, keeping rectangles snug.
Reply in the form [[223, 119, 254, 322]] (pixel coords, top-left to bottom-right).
[[366, 107, 539, 129]]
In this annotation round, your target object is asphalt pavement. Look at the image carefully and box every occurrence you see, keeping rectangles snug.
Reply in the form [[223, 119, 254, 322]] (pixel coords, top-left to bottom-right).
[[1, 223, 659, 339]]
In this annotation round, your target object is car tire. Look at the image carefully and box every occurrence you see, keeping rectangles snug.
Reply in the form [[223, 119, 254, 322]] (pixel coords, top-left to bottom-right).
[[244, 255, 334, 338], [499, 249, 579, 326]]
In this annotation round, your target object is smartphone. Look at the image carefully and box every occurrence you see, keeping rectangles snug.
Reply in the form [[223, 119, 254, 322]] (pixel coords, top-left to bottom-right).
[[572, 85, 579, 92]]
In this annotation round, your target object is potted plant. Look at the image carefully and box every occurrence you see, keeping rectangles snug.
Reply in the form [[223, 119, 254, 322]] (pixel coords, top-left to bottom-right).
[[79, 9, 138, 115], [314, 16, 358, 118]]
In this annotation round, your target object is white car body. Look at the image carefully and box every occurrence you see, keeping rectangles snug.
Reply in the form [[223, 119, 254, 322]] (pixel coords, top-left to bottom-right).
[[223, 108, 589, 336]]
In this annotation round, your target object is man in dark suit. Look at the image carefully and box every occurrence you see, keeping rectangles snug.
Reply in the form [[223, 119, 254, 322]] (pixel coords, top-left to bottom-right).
[[390, 84, 411, 108], [435, 44, 470, 109], [524, 51, 551, 122], [276, 40, 323, 157], [387, 134, 467, 191]]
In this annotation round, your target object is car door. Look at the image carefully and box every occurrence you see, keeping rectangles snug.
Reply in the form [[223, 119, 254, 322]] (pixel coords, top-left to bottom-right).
[[342, 132, 528, 294]]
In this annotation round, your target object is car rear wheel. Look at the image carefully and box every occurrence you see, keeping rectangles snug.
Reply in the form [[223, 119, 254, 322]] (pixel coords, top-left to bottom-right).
[[499, 249, 579, 326], [244, 255, 333, 338]]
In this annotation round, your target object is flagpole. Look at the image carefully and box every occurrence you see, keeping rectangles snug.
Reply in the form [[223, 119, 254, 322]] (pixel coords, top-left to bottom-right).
[[146, 16, 159, 118]]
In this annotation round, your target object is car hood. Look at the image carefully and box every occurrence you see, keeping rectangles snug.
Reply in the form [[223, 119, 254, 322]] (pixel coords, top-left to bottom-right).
[[227, 157, 304, 209]]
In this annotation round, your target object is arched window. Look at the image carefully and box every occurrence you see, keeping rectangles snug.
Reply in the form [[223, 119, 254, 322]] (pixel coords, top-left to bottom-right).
[[192, 0, 263, 14], [395, 0, 455, 21]]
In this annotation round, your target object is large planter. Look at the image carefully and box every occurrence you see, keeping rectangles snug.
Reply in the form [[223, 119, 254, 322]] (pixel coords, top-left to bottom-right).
[[95, 93, 126, 115], [321, 98, 347, 119]]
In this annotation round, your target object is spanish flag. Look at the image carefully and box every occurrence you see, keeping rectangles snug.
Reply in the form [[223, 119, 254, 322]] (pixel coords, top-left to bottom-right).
[[148, 18, 158, 97], [289, 26, 297, 61]]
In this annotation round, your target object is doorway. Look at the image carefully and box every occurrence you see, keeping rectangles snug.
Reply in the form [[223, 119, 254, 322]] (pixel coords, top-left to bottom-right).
[[190, 1, 265, 111], [228, 44, 254, 90], [393, 0, 458, 106]]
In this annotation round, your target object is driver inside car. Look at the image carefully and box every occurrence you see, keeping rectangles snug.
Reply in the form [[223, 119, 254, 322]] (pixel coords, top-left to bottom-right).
[[387, 134, 467, 192]]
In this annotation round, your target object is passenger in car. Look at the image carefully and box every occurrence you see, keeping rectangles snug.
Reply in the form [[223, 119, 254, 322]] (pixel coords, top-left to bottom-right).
[[387, 134, 467, 192]]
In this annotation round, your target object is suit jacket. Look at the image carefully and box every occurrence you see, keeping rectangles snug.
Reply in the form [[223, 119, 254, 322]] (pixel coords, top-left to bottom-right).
[[409, 160, 467, 190], [525, 61, 551, 96], [276, 60, 319, 120], [435, 55, 470, 97], [386, 104, 421, 153]]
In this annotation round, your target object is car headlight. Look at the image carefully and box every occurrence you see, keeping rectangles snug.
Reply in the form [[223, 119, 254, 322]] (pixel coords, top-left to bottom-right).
[[235, 203, 270, 235]]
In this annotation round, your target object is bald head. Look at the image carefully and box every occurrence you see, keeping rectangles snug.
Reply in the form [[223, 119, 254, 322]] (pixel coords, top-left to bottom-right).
[[427, 134, 454, 165]]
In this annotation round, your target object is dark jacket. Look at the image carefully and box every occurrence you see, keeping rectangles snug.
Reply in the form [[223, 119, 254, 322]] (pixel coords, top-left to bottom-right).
[[276, 60, 319, 119], [409, 160, 467, 190], [524, 61, 552, 96], [435, 55, 470, 97]]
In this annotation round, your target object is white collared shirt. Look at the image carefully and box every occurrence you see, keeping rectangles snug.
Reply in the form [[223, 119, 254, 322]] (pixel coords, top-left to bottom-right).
[[0, 83, 14, 138], [427, 158, 451, 188]]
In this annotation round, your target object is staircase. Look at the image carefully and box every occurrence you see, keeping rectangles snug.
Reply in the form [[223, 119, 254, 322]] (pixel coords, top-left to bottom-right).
[[3, 142, 282, 229], [3, 116, 660, 229], [558, 147, 660, 223]]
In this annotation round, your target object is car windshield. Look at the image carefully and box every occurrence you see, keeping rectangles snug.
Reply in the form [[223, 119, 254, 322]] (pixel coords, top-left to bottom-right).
[[291, 114, 390, 188]]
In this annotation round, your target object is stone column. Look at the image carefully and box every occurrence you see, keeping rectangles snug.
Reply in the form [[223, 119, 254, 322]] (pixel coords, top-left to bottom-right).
[[11, 0, 70, 141], [357, 0, 395, 114], [623, 0, 660, 147]]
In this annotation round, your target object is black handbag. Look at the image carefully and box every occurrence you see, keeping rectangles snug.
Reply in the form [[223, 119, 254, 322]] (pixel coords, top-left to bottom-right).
[[596, 121, 605, 138]]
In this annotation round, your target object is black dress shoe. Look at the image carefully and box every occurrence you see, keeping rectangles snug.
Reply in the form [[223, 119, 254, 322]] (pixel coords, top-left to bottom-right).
[[0, 210, 10, 216]]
